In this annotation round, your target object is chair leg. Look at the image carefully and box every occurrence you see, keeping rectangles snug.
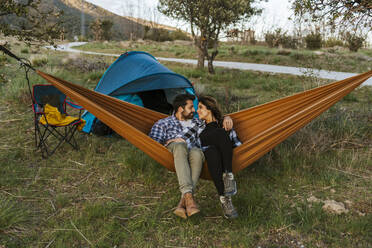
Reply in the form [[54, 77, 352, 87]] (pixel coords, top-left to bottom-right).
[[35, 122, 81, 158]]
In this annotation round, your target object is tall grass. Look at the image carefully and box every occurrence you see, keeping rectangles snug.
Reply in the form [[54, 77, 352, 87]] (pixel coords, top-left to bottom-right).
[[0, 41, 371, 247]]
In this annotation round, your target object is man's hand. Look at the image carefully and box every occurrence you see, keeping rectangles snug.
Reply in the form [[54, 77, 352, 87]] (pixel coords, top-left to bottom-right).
[[165, 138, 186, 146], [222, 116, 233, 131]]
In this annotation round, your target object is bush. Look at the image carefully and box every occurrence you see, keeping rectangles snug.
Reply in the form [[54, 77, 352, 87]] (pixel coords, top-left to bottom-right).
[[169, 29, 191, 41], [289, 52, 305, 60], [305, 32, 322, 50], [0, 73, 7, 84], [144, 28, 173, 42], [281, 36, 298, 49], [264, 28, 298, 49], [62, 58, 109, 73], [344, 32, 365, 52], [265, 29, 282, 47], [229, 46, 236, 55], [324, 37, 344, 48], [21, 48, 29, 53], [78, 35, 89, 42], [0, 55, 8, 65], [30, 55, 48, 67]]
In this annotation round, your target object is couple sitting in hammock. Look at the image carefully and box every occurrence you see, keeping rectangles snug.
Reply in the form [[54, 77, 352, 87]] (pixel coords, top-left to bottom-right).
[[149, 94, 241, 219]]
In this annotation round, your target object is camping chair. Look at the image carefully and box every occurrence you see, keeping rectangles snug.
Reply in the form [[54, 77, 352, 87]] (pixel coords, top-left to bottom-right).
[[32, 84, 84, 158]]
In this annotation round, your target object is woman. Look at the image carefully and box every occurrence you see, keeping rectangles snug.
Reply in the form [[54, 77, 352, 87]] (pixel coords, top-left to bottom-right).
[[197, 95, 241, 219]]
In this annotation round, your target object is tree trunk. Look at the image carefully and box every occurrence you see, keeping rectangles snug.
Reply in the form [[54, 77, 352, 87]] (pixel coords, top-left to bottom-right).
[[197, 47, 205, 69], [207, 57, 214, 74], [207, 39, 219, 74]]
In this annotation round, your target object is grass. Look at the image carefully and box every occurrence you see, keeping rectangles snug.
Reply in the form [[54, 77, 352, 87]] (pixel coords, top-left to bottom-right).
[[76, 41, 372, 73], [0, 40, 371, 247]]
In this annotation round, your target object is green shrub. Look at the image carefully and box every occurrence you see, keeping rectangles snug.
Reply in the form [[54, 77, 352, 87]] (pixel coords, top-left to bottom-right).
[[344, 32, 365, 52], [264, 28, 298, 49], [78, 35, 89, 42], [87, 71, 104, 81], [30, 55, 48, 67], [20, 48, 29, 53], [0, 55, 8, 65], [305, 32, 322, 50], [289, 52, 305, 60], [265, 29, 282, 47], [169, 29, 191, 41], [324, 37, 344, 47], [0, 73, 7, 84], [242, 49, 269, 57], [342, 93, 358, 102], [229, 46, 236, 55], [281, 35, 298, 49], [144, 28, 173, 42]]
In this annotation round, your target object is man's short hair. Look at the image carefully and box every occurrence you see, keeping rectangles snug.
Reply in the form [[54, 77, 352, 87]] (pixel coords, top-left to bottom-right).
[[172, 94, 195, 112]]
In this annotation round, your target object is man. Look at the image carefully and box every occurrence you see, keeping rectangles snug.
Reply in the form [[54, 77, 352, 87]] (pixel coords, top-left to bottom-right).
[[149, 94, 233, 219]]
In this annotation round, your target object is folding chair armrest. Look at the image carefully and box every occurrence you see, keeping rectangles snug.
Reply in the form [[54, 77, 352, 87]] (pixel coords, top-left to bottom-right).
[[66, 100, 84, 110], [66, 100, 84, 119]]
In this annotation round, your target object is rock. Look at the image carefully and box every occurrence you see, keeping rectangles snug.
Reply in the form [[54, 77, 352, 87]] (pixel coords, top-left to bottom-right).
[[322, 200, 349, 214], [307, 196, 321, 203], [330, 189, 336, 193], [314, 51, 324, 55], [356, 210, 365, 216], [344, 200, 353, 207]]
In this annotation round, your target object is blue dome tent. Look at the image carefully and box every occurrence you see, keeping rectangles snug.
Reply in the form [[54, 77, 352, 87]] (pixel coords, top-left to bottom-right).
[[82, 51, 197, 133]]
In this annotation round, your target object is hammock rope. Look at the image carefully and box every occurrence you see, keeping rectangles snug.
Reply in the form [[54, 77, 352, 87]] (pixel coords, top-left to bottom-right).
[[35, 70, 372, 179]]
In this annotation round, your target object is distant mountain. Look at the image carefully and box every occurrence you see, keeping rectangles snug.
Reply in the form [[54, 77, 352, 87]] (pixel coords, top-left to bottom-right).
[[51, 0, 145, 40], [0, 0, 185, 41]]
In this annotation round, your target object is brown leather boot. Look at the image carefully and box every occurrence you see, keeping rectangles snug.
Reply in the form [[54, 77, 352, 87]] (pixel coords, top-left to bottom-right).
[[173, 195, 187, 219], [184, 192, 200, 217]]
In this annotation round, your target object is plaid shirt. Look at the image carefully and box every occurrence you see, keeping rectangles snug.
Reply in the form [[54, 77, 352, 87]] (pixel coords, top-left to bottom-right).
[[149, 115, 241, 149]]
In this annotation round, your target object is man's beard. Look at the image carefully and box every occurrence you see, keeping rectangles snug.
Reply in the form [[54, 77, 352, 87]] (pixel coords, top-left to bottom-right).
[[182, 111, 194, 120]]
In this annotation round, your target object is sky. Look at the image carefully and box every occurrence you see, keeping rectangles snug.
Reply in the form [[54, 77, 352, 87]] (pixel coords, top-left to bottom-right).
[[85, 0, 293, 39], [85, 0, 371, 43]]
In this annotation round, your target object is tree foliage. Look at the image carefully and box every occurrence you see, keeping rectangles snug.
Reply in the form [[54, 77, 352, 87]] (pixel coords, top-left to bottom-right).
[[0, 0, 63, 45], [343, 32, 366, 52], [158, 0, 262, 73], [90, 19, 114, 41], [292, 0, 372, 29]]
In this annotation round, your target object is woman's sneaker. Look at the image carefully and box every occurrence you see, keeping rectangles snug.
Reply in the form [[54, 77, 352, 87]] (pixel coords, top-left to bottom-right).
[[223, 172, 237, 196], [220, 196, 238, 219]]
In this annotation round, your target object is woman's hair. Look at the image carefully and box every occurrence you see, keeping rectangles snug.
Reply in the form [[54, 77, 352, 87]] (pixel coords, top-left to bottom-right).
[[198, 95, 223, 126]]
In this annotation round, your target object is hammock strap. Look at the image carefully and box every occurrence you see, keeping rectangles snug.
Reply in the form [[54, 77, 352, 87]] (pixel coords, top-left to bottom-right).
[[0, 45, 36, 105]]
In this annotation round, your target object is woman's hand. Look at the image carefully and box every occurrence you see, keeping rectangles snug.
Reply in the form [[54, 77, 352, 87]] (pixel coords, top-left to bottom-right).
[[222, 116, 233, 131], [165, 138, 186, 146]]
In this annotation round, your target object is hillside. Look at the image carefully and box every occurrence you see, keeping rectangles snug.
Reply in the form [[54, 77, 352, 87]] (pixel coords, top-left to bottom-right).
[[0, 0, 188, 41], [50, 0, 145, 40]]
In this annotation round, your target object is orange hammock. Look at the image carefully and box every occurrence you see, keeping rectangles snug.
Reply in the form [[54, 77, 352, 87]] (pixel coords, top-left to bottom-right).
[[36, 70, 372, 179]]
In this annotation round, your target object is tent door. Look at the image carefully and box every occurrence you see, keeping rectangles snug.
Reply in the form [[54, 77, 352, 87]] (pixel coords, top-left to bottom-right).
[[138, 89, 174, 115]]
